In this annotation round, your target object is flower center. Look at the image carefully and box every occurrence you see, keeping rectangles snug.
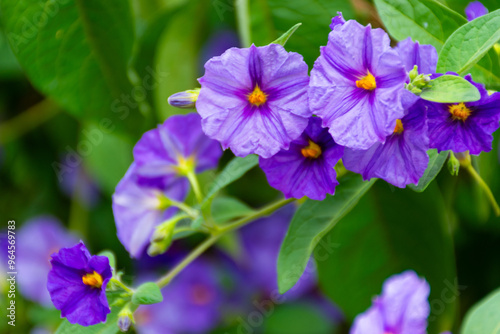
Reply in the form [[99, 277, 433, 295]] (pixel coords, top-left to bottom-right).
[[448, 102, 471, 121], [190, 284, 213, 305], [175, 155, 196, 176], [82, 271, 103, 288], [393, 119, 404, 134], [248, 85, 267, 106], [356, 71, 376, 91], [301, 140, 322, 159]]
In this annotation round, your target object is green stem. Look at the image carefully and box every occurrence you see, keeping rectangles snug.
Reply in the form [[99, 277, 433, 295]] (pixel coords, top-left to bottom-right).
[[110, 278, 134, 294], [466, 165, 500, 217], [186, 171, 203, 204], [156, 197, 295, 288], [235, 0, 251, 47], [169, 199, 198, 218]]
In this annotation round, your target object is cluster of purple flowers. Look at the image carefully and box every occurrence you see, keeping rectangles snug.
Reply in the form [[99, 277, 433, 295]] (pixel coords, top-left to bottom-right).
[[192, 12, 500, 198]]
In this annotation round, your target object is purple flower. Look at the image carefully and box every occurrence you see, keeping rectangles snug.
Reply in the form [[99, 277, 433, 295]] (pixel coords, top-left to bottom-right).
[[343, 92, 429, 188], [197, 44, 311, 158], [350, 270, 430, 334], [395, 37, 438, 75], [135, 258, 225, 334], [133, 113, 222, 182], [426, 74, 500, 155], [259, 117, 344, 200], [18, 216, 78, 306], [47, 241, 112, 326], [465, 1, 488, 21], [330, 11, 346, 30], [112, 163, 188, 258], [309, 14, 407, 150]]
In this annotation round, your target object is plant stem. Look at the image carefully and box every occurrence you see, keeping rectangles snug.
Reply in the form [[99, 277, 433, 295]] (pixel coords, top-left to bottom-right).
[[466, 165, 500, 216], [235, 0, 251, 47], [169, 199, 198, 218], [110, 278, 134, 294], [156, 197, 295, 288], [186, 171, 203, 204]]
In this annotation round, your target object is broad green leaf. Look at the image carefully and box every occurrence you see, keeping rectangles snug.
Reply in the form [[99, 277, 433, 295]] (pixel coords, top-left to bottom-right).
[[132, 282, 163, 305], [250, 0, 354, 66], [317, 183, 457, 333], [55, 307, 120, 334], [272, 23, 302, 46], [277, 175, 376, 294], [461, 287, 500, 334], [420, 75, 481, 102], [201, 155, 259, 209], [211, 196, 254, 225], [409, 149, 448, 192], [0, 0, 145, 135], [437, 9, 500, 78]]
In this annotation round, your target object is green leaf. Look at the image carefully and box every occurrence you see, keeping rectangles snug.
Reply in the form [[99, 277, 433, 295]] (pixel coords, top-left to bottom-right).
[[419, 75, 481, 102], [211, 196, 254, 225], [271, 23, 302, 46], [132, 282, 163, 305], [409, 149, 448, 192], [201, 155, 259, 209], [461, 287, 500, 334], [277, 175, 376, 294], [437, 9, 500, 77], [316, 183, 457, 333], [0, 0, 145, 135], [55, 307, 120, 334], [97, 250, 117, 272]]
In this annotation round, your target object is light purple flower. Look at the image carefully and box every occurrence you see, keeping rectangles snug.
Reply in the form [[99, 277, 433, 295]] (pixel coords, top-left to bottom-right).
[[395, 37, 438, 75], [309, 14, 407, 150], [343, 92, 429, 188], [351, 270, 430, 334], [330, 11, 346, 30], [465, 1, 488, 21], [18, 216, 78, 306], [112, 163, 188, 258], [197, 43, 311, 158], [427, 74, 500, 155], [47, 241, 112, 326], [259, 117, 344, 200], [133, 113, 222, 183]]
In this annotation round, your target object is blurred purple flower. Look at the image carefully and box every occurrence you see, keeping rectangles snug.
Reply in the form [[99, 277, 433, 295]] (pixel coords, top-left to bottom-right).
[[199, 29, 240, 72], [395, 37, 438, 75], [47, 241, 112, 326], [309, 13, 407, 150], [133, 113, 222, 183], [135, 258, 226, 334], [17, 216, 78, 306], [112, 163, 188, 258], [260, 117, 344, 200], [197, 43, 311, 158], [58, 155, 100, 208], [465, 1, 488, 21], [350, 270, 430, 334], [427, 74, 500, 155]]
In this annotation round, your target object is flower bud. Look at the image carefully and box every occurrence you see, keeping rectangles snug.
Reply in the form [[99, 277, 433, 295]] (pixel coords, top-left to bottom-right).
[[148, 219, 176, 256], [455, 151, 471, 168], [447, 152, 460, 176], [167, 89, 200, 109], [118, 306, 134, 332], [409, 65, 419, 81]]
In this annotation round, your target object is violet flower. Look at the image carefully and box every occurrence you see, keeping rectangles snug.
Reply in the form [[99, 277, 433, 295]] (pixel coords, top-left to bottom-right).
[[465, 1, 488, 21]]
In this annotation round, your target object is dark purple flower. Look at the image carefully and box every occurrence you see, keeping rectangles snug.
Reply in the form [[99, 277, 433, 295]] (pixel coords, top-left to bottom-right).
[[18, 216, 78, 306], [395, 37, 438, 75], [465, 1, 488, 21], [47, 241, 112, 326], [259, 117, 344, 200], [427, 74, 500, 155], [350, 270, 430, 334], [309, 14, 407, 150], [135, 258, 225, 334], [133, 113, 222, 183], [112, 163, 188, 258], [197, 43, 311, 158], [343, 92, 429, 188]]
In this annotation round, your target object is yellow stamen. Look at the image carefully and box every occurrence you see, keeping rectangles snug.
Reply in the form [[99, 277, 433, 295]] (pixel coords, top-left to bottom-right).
[[175, 155, 196, 176], [82, 271, 103, 288], [356, 71, 377, 90], [448, 102, 471, 121], [301, 140, 322, 159], [393, 119, 404, 134], [248, 85, 267, 106]]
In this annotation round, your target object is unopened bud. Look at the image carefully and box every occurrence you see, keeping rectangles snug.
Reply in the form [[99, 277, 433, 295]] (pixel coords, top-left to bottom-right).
[[455, 151, 471, 167], [167, 89, 200, 109], [117, 307, 134, 332], [448, 152, 460, 176], [148, 219, 176, 256], [409, 65, 419, 81]]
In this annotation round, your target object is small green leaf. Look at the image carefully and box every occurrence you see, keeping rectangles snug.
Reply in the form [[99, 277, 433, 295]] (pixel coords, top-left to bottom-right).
[[437, 9, 500, 78], [97, 250, 117, 272], [271, 23, 302, 46], [211, 196, 254, 225], [419, 75, 481, 103], [277, 175, 376, 294], [55, 307, 120, 334], [461, 287, 500, 334], [132, 282, 163, 305], [409, 149, 448, 192]]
